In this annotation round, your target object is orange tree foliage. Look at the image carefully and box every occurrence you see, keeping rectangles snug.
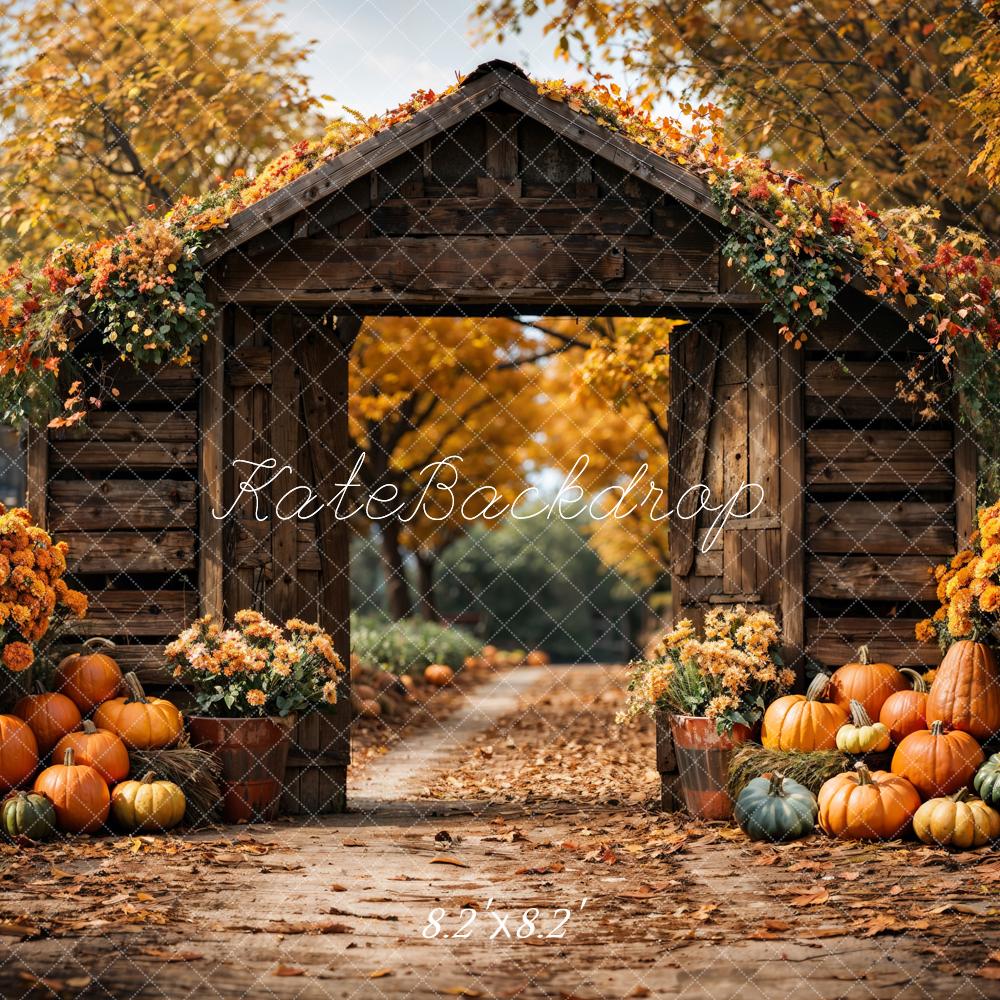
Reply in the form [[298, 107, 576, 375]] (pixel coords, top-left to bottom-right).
[[474, 0, 996, 231], [349, 317, 544, 619], [0, 0, 320, 257]]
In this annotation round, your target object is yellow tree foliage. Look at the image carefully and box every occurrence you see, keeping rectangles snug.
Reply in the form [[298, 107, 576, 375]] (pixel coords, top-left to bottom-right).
[[475, 1, 996, 230], [0, 0, 320, 255], [960, 2, 1000, 187], [349, 317, 544, 618], [534, 319, 675, 588]]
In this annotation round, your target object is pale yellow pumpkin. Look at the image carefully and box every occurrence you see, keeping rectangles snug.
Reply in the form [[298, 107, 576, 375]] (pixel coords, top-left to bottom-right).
[[836, 699, 891, 754], [913, 788, 1000, 849]]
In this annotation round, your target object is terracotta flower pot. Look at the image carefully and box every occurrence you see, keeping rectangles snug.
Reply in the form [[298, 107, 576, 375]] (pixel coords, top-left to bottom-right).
[[188, 716, 293, 823], [669, 714, 751, 820]]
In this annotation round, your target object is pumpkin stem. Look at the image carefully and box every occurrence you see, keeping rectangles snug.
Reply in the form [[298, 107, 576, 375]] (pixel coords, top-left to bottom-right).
[[855, 763, 873, 786], [81, 720, 97, 734], [63, 747, 75, 767], [857, 645, 871, 666], [899, 668, 927, 694], [768, 771, 786, 797], [848, 699, 873, 727], [140, 771, 157, 784], [950, 787, 971, 803], [123, 671, 149, 705], [806, 673, 832, 702], [930, 720, 945, 737], [83, 637, 117, 651]]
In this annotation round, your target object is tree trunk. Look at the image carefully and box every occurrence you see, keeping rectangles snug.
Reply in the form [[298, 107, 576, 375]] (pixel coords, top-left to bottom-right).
[[415, 551, 441, 623], [379, 520, 413, 620]]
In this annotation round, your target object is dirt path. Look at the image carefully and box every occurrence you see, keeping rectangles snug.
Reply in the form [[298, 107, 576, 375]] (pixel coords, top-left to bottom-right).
[[3, 665, 1000, 999]]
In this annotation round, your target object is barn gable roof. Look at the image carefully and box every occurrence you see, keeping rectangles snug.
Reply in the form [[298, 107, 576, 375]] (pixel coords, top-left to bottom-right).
[[203, 60, 721, 264]]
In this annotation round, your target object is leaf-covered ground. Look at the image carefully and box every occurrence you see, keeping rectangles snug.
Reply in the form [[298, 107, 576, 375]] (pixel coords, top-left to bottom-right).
[[2, 665, 1000, 998]]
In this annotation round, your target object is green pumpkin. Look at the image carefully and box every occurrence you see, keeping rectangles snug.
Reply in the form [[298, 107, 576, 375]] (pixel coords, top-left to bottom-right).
[[2, 791, 58, 842], [974, 753, 1000, 809], [734, 771, 818, 842]]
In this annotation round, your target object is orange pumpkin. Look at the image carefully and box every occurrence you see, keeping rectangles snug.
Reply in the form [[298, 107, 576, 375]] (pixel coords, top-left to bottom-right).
[[53, 637, 123, 713], [761, 674, 848, 751], [13, 692, 82, 755], [33, 747, 110, 834], [53, 720, 129, 785], [827, 645, 908, 720], [818, 763, 920, 840], [925, 640, 1000, 741], [93, 673, 182, 750], [0, 714, 39, 791], [879, 668, 929, 744], [891, 720, 984, 799]]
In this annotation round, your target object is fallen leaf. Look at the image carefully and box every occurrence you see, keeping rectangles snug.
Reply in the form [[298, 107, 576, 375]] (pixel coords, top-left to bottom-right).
[[790, 889, 830, 907], [441, 988, 482, 997], [342, 839, 365, 848], [330, 883, 348, 892], [370, 969, 393, 979], [429, 856, 469, 868], [272, 965, 306, 977], [516, 863, 565, 876]]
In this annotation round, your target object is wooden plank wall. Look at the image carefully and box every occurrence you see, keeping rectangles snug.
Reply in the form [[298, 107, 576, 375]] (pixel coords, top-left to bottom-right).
[[800, 302, 961, 670], [40, 356, 202, 687], [670, 299, 960, 678]]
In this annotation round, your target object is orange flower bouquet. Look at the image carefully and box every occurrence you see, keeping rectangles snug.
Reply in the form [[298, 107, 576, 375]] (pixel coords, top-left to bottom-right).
[[916, 498, 1000, 649], [166, 611, 345, 718], [0, 504, 88, 678], [620, 607, 794, 735]]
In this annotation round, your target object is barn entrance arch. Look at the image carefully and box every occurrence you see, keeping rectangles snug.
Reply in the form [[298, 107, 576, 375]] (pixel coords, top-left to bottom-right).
[[32, 61, 974, 814]]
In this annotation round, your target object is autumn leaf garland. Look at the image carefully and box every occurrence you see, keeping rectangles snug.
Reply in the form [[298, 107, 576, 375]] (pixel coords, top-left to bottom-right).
[[3, 71, 1000, 425]]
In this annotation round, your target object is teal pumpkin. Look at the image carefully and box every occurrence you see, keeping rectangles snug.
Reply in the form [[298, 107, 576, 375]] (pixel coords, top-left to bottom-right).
[[974, 753, 1000, 809], [2, 791, 58, 841], [734, 771, 818, 842]]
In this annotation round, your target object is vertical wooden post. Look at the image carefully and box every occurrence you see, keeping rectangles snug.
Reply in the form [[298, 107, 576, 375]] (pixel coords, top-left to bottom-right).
[[199, 298, 225, 622], [282, 313, 360, 815], [953, 394, 978, 546], [25, 424, 48, 527], [268, 310, 299, 621], [778, 338, 806, 680]]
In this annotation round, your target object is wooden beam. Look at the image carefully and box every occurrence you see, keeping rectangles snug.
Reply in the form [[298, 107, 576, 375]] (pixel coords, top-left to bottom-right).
[[806, 430, 954, 492], [808, 555, 937, 601], [778, 335, 805, 673], [63, 531, 196, 574], [953, 393, 977, 546], [25, 424, 48, 528], [198, 298, 225, 622], [806, 617, 939, 668], [807, 501, 954, 556], [48, 480, 197, 532], [668, 322, 720, 585]]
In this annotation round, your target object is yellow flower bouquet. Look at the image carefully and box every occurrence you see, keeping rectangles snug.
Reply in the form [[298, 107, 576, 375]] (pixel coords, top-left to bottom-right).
[[917, 497, 1000, 648], [166, 611, 345, 718], [0, 504, 88, 678], [620, 606, 794, 735]]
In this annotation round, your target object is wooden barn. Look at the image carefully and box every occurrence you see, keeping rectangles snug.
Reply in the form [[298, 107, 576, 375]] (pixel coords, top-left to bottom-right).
[[25, 61, 975, 814]]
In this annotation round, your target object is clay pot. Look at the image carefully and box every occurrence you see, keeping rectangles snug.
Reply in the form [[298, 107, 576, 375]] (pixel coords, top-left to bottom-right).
[[669, 715, 752, 820], [188, 716, 293, 823]]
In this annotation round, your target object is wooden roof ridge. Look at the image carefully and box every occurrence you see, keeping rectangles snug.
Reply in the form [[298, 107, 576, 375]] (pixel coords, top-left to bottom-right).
[[203, 60, 721, 264]]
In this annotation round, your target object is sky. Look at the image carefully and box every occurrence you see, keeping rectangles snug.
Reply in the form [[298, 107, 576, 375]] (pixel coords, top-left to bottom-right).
[[282, 0, 601, 119]]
